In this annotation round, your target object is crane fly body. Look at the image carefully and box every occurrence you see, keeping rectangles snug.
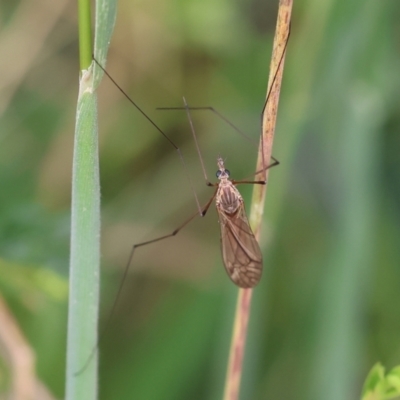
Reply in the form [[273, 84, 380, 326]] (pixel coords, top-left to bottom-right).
[[76, 28, 289, 375], [92, 58, 279, 289], [214, 157, 262, 288]]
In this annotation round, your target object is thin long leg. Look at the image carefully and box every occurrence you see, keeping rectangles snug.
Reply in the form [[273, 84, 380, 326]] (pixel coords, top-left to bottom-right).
[[157, 26, 291, 151], [157, 105, 281, 179], [230, 155, 280, 184], [158, 25, 291, 182], [104, 187, 218, 344], [260, 23, 291, 119], [259, 23, 291, 180], [233, 180, 266, 185], [182, 97, 210, 184], [250, 155, 280, 181], [76, 59, 217, 375], [75, 187, 218, 376], [92, 57, 203, 215], [133, 189, 217, 251], [157, 106, 255, 144]]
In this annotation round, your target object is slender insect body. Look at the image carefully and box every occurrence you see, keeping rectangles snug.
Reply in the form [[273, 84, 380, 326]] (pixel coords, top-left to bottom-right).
[[214, 157, 263, 288], [215, 160, 242, 215]]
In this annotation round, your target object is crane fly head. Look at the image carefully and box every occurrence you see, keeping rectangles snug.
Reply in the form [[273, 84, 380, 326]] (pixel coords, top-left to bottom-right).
[[216, 157, 231, 181]]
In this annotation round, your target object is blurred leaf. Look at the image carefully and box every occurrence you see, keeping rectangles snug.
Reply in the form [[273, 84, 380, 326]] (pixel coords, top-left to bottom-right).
[[0, 258, 68, 306], [361, 363, 400, 400]]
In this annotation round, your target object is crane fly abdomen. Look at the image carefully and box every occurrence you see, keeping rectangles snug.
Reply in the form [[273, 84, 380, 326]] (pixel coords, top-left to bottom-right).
[[215, 159, 263, 288]]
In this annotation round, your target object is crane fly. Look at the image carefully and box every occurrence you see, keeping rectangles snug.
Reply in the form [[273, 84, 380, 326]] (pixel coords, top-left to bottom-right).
[[90, 26, 289, 336], [118, 94, 279, 289], [214, 157, 263, 288], [74, 35, 288, 375], [93, 30, 287, 288]]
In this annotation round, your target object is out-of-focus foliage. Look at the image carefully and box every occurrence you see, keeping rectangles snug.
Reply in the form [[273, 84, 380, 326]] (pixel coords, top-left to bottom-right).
[[361, 363, 400, 400], [0, 0, 400, 399]]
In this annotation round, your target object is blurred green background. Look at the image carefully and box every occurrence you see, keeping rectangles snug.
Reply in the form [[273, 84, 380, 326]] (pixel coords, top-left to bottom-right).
[[1, 0, 400, 399]]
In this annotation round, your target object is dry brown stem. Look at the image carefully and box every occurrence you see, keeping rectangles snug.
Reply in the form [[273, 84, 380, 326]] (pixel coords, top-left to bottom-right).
[[223, 1, 293, 399]]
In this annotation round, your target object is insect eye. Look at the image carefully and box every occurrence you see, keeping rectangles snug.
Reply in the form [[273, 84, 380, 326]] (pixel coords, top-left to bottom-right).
[[216, 170, 222, 178], [225, 169, 230, 177]]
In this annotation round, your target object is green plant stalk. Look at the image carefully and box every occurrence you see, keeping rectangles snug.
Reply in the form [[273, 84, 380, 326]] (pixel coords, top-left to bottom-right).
[[65, 71, 100, 400], [65, 0, 116, 399], [78, 0, 93, 71], [223, 1, 293, 399]]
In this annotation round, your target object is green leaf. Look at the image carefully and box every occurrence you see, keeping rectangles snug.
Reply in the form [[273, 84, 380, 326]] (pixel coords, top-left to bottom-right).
[[361, 363, 400, 400]]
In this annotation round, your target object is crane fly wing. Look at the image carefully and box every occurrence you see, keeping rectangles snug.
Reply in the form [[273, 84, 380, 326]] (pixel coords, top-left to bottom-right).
[[218, 204, 262, 288]]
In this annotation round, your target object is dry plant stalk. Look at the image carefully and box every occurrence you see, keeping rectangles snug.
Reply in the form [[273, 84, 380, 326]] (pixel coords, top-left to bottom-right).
[[223, 1, 293, 399], [0, 295, 56, 400]]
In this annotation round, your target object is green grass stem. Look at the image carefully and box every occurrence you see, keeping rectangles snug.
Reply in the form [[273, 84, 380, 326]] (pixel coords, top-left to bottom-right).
[[65, 0, 116, 399]]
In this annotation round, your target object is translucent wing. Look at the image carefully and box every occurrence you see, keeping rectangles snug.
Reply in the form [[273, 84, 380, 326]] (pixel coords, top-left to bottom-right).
[[218, 204, 263, 288]]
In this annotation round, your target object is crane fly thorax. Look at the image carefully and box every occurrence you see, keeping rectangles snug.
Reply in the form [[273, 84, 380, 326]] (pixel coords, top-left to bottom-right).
[[216, 180, 242, 215]]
